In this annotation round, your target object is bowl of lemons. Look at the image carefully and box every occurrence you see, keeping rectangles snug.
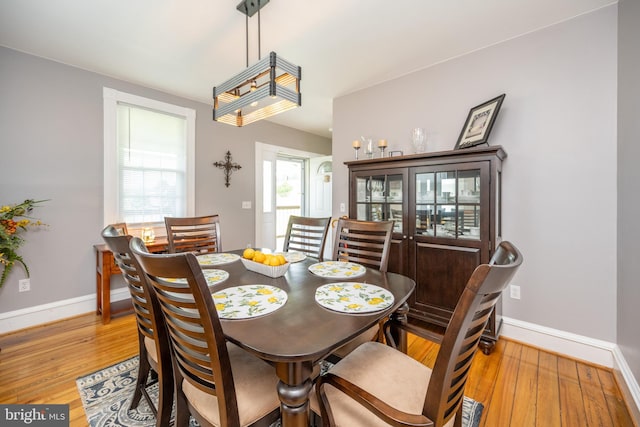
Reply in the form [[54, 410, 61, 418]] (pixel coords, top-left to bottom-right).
[[241, 248, 290, 278]]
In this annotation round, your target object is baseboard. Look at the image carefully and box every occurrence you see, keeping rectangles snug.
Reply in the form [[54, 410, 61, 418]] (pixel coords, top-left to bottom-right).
[[0, 287, 130, 335], [501, 316, 616, 367], [613, 346, 640, 426]]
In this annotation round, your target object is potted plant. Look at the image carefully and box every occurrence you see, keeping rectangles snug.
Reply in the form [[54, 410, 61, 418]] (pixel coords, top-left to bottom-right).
[[0, 199, 47, 288]]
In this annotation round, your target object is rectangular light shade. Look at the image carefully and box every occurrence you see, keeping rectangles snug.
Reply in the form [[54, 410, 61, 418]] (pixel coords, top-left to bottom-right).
[[213, 51, 301, 127]]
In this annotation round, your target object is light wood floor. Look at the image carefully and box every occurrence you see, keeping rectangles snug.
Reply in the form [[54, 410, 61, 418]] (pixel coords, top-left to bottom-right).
[[0, 313, 636, 426]]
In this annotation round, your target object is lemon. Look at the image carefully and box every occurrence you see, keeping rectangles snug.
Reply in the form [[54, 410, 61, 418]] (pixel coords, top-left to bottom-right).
[[276, 254, 287, 265], [253, 251, 266, 263], [268, 256, 280, 266], [243, 248, 255, 259]]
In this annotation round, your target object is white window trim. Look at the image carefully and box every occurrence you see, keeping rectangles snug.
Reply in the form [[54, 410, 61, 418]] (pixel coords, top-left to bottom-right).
[[103, 87, 196, 226]]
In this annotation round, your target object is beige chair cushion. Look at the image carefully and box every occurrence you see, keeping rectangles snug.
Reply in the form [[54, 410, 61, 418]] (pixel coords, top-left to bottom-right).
[[182, 342, 280, 427], [310, 341, 454, 427]]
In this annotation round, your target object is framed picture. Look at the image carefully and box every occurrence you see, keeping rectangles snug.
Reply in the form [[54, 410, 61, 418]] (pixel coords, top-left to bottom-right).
[[454, 94, 505, 149]]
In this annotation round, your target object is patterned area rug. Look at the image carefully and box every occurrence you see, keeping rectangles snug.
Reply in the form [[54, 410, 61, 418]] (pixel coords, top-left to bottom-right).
[[76, 356, 484, 427]]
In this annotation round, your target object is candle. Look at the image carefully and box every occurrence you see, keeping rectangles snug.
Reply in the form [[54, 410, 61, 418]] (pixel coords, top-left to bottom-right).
[[378, 139, 388, 148], [352, 140, 361, 149]]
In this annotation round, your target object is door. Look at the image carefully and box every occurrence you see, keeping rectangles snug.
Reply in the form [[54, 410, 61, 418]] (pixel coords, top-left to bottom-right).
[[276, 155, 305, 251], [349, 167, 408, 275], [255, 142, 332, 250], [255, 144, 278, 249], [408, 161, 490, 328]]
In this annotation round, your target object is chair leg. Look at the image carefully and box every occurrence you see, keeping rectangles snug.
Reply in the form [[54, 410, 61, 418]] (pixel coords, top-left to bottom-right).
[[174, 383, 191, 427], [130, 337, 152, 410], [155, 380, 173, 427]]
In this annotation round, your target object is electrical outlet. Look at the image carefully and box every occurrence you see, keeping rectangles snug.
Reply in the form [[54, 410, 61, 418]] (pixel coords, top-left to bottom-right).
[[509, 284, 520, 300], [19, 278, 31, 292]]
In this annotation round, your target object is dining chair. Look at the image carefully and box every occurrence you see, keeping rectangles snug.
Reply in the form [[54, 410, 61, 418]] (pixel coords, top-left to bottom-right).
[[312, 241, 523, 427], [101, 225, 173, 427], [328, 218, 395, 361], [332, 218, 394, 272], [282, 215, 331, 259], [164, 214, 221, 254], [130, 237, 281, 427]]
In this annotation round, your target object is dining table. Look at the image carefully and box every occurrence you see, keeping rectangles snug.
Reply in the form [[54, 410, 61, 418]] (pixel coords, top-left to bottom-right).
[[199, 249, 416, 427]]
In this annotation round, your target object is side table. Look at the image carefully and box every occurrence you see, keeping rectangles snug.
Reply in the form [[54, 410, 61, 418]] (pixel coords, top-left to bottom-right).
[[94, 238, 167, 324]]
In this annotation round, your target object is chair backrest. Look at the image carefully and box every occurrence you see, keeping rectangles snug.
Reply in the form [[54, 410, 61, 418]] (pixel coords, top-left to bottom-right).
[[282, 215, 331, 259], [332, 218, 394, 272], [164, 215, 221, 254], [100, 226, 171, 366], [130, 237, 240, 425], [425, 241, 523, 426]]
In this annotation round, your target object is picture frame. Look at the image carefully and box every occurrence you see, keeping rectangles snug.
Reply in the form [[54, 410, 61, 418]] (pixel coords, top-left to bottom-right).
[[454, 94, 505, 149]]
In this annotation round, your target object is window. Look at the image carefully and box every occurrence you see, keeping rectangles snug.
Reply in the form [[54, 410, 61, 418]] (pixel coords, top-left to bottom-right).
[[103, 88, 195, 230]]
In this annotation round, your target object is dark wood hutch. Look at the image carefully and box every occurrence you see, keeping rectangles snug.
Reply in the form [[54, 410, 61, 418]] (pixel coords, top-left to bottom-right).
[[345, 145, 506, 353]]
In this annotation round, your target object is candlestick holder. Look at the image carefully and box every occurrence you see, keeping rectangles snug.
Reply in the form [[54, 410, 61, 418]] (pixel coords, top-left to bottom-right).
[[352, 140, 361, 160], [378, 139, 388, 158]]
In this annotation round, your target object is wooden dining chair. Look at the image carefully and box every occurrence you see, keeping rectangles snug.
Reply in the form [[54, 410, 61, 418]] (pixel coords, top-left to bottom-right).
[[313, 241, 523, 427], [130, 237, 281, 427], [101, 225, 173, 427], [282, 215, 331, 259], [332, 218, 394, 272], [328, 218, 395, 361], [164, 214, 221, 254]]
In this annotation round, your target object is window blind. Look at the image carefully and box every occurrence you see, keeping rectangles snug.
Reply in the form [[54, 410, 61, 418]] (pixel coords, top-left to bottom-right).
[[116, 104, 187, 224]]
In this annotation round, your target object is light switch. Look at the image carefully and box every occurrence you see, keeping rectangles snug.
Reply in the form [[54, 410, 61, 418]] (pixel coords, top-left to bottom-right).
[[339, 203, 346, 213], [242, 201, 251, 209]]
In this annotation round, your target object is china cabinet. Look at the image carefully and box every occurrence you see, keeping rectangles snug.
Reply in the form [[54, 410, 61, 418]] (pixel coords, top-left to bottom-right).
[[346, 145, 506, 353]]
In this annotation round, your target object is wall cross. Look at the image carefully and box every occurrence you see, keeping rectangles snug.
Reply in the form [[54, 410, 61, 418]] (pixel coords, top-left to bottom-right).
[[213, 151, 242, 187]]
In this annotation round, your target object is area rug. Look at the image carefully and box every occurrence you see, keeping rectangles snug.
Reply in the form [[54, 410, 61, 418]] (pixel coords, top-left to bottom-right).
[[77, 356, 483, 427]]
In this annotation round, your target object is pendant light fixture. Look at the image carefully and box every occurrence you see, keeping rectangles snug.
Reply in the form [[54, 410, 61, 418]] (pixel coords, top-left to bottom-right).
[[213, 0, 302, 127]]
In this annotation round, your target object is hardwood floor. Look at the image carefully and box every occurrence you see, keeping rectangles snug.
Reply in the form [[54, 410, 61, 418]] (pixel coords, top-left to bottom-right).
[[0, 313, 636, 426]]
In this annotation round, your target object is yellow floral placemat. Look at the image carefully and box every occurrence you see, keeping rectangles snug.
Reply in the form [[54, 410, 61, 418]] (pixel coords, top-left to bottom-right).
[[315, 282, 394, 313], [197, 253, 241, 266], [164, 269, 229, 286], [212, 285, 287, 319], [308, 261, 366, 278]]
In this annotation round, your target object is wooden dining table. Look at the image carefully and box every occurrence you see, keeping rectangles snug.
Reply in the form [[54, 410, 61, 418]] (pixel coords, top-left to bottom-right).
[[207, 250, 416, 427]]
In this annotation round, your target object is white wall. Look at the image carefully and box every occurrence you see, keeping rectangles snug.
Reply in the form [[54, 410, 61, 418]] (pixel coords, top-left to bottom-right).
[[332, 6, 618, 342]]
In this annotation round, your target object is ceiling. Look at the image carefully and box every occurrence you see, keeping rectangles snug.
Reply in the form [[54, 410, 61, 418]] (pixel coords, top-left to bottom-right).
[[0, 0, 615, 138]]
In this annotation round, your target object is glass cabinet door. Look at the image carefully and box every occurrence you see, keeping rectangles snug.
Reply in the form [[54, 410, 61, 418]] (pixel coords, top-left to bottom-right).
[[414, 168, 481, 240], [354, 173, 404, 233]]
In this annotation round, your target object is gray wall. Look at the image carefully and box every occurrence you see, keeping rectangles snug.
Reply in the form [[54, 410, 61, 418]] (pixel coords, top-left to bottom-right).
[[618, 0, 640, 387], [0, 46, 330, 312], [332, 6, 618, 341]]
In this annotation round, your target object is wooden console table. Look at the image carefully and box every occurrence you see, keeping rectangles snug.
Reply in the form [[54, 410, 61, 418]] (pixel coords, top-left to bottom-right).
[[94, 238, 168, 324]]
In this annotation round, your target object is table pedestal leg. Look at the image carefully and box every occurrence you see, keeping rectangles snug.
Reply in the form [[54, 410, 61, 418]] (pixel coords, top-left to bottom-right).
[[389, 302, 409, 353], [276, 361, 314, 427]]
